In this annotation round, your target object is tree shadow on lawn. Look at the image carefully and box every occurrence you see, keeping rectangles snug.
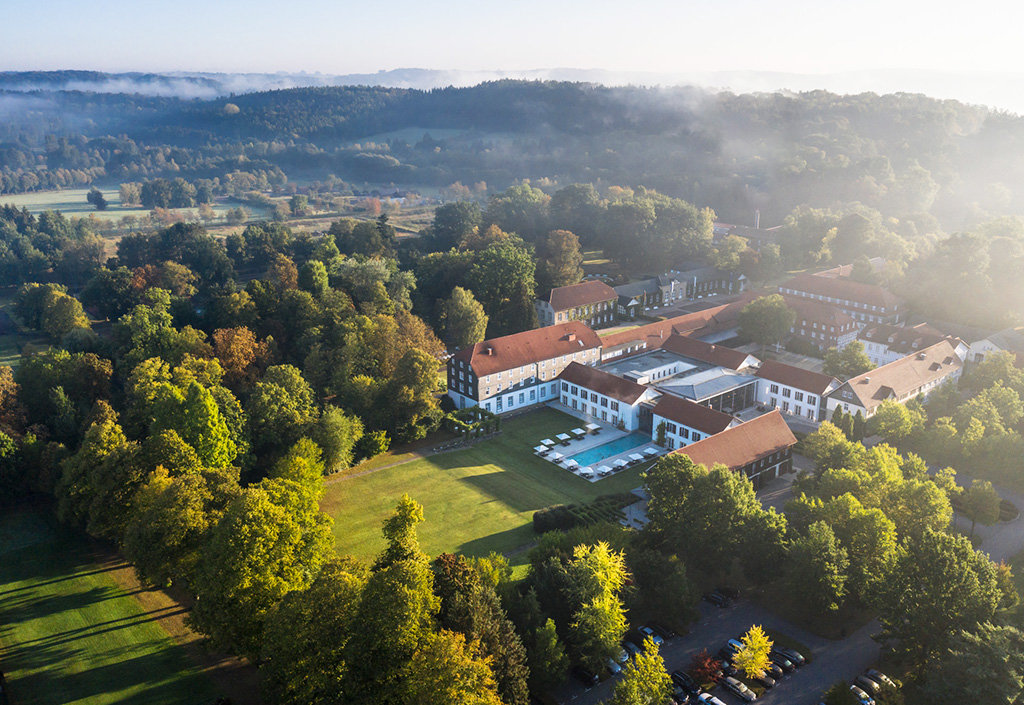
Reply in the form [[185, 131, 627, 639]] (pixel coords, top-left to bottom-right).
[[8, 641, 212, 705], [456, 523, 539, 561]]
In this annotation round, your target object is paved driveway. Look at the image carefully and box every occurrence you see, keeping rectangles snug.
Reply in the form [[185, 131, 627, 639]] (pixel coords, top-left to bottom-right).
[[558, 599, 880, 705]]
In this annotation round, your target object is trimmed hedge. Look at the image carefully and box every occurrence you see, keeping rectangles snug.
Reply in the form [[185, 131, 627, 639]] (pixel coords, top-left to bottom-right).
[[533, 493, 640, 533]]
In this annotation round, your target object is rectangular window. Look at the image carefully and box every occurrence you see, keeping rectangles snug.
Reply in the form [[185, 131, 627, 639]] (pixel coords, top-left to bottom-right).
[[561, 382, 568, 391], [611, 401, 620, 412], [681, 428, 690, 439], [601, 398, 608, 407], [562, 396, 568, 405], [666, 422, 678, 433], [590, 392, 598, 403], [782, 388, 791, 398], [782, 401, 790, 412], [601, 411, 607, 421], [519, 393, 525, 404], [770, 384, 779, 394], [807, 408, 815, 420], [571, 386, 578, 395], [572, 400, 578, 410]]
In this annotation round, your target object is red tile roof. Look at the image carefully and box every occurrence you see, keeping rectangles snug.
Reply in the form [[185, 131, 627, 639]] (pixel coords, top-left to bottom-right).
[[452, 322, 601, 377], [661, 334, 755, 370], [780, 273, 904, 311], [652, 394, 737, 435], [542, 280, 617, 311], [755, 360, 840, 395], [600, 303, 740, 352], [558, 361, 650, 404], [834, 340, 963, 413], [671, 411, 796, 471]]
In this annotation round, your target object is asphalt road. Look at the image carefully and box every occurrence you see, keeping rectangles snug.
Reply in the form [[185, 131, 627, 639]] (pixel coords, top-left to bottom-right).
[[559, 599, 881, 705]]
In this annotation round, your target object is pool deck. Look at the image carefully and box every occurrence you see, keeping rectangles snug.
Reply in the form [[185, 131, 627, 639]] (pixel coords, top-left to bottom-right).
[[536, 402, 667, 482]]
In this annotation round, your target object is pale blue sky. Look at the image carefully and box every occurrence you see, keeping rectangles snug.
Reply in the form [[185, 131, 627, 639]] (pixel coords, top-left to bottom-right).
[[2, 0, 1022, 75]]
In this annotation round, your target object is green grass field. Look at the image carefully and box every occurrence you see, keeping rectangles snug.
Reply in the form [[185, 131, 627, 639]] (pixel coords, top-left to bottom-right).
[[321, 407, 650, 564], [0, 507, 216, 705], [0, 188, 246, 224]]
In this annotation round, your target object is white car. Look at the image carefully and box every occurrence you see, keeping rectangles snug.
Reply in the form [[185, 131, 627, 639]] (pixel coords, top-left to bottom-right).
[[605, 657, 622, 675], [697, 694, 728, 705], [721, 676, 757, 702]]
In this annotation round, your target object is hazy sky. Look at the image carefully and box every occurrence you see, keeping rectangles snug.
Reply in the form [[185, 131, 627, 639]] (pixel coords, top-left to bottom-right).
[[3, 0, 1022, 75]]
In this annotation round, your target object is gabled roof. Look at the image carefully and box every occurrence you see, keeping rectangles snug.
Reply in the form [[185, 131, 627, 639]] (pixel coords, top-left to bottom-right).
[[755, 360, 840, 395], [831, 340, 962, 412], [671, 411, 796, 471], [614, 278, 666, 299], [858, 322, 953, 355], [780, 273, 904, 310], [541, 280, 617, 311], [652, 394, 737, 435], [661, 333, 756, 370], [558, 361, 650, 404], [986, 328, 1024, 354], [600, 303, 737, 352], [815, 257, 885, 280], [452, 322, 601, 377]]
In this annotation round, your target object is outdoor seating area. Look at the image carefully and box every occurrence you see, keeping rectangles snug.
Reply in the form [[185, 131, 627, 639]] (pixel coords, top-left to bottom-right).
[[534, 420, 670, 482]]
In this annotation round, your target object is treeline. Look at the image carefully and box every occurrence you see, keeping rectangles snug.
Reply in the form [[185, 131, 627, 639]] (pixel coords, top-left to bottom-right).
[[7, 81, 1024, 231]]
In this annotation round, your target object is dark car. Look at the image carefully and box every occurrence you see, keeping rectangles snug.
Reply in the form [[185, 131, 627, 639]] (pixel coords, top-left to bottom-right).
[[672, 683, 692, 705], [717, 645, 739, 662], [776, 646, 806, 666], [768, 652, 795, 672], [764, 662, 784, 680], [715, 585, 740, 600], [702, 591, 731, 607], [571, 665, 599, 687], [648, 621, 677, 640], [753, 672, 776, 689], [866, 669, 896, 688], [671, 670, 701, 696], [855, 675, 882, 695]]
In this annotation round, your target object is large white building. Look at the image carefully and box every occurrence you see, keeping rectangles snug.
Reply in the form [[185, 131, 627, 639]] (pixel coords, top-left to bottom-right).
[[824, 340, 964, 418], [858, 322, 966, 367], [446, 322, 602, 413], [651, 394, 740, 451], [754, 360, 840, 422], [557, 362, 659, 431]]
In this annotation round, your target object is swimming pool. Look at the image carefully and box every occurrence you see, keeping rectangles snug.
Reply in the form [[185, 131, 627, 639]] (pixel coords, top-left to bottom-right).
[[568, 433, 652, 467]]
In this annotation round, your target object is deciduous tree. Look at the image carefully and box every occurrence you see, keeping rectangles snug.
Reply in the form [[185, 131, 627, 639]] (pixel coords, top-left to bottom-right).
[[608, 637, 673, 705]]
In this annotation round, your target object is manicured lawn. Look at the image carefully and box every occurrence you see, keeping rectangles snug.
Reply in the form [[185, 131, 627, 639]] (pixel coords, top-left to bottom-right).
[[321, 407, 649, 562], [0, 507, 216, 705]]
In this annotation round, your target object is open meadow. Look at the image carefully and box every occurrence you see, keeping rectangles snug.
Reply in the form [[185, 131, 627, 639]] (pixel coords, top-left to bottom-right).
[[0, 507, 216, 705], [321, 407, 650, 566]]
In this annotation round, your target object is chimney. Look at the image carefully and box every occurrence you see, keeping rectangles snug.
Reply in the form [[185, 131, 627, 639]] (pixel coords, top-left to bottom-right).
[[755, 210, 760, 229], [862, 376, 870, 383]]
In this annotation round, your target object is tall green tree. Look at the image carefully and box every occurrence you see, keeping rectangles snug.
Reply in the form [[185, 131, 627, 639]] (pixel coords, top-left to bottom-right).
[[404, 630, 503, 705], [536, 229, 584, 294], [919, 622, 1024, 705], [962, 479, 1001, 538], [466, 236, 538, 337], [823, 341, 875, 380], [874, 528, 1000, 665], [738, 294, 795, 353], [153, 380, 237, 468], [439, 286, 489, 349], [787, 521, 849, 613], [261, 558, 368, 705], [188, 478, 334, 658]]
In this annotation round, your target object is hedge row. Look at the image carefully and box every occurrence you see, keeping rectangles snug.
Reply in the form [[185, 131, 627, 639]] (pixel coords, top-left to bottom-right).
[[533, 493, 640, 533]]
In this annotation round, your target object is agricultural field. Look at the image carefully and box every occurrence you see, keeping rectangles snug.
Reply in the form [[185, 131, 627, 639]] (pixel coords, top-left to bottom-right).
[[0, 188, 251, 225], [0, 507, 217, 705], [321, 407, 649, 567]]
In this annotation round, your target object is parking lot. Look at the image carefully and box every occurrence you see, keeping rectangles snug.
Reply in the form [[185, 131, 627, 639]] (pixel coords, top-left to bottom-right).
[[558, 598, 881, 705]]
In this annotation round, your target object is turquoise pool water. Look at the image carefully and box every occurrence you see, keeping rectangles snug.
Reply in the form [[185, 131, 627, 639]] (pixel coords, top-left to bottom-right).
[[568, 432, 652, 467]]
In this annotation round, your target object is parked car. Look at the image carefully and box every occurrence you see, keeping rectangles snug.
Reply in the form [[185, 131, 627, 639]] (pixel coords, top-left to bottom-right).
[[622, 640, 642, 659], [638, 625, 664, 646], [850, 684, 875, 704], [671, 670, 701, 696], [855, 675, 882, 695], [697, 693, 728, 705], [721, 676, 757, 702], [866, 669, 896, 688], [768, 652, 795, 672], [648, 621, 676, 640], [605, 657, 622, 676], [614, 647, 630, 664], [764, 662, 784, 680], [775, 646, 806, 666], [715, 585, 740, 600], [702, 590, 731, 607], [571, 665, 599, 687], [718, 645, 739, 662], [672, 683, 693, 705], [753, 672, 776, 689]]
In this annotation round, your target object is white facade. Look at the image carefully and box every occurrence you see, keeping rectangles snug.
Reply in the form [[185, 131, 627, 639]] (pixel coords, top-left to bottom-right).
[[756, 381, 826, 422], [558, 381, 655, 431], [824, 366, 962, 419], [652, 412, 731, 450]]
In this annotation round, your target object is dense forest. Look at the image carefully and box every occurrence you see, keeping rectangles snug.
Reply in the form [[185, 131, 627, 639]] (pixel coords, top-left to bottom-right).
[[4, 78, 1024, 230]]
